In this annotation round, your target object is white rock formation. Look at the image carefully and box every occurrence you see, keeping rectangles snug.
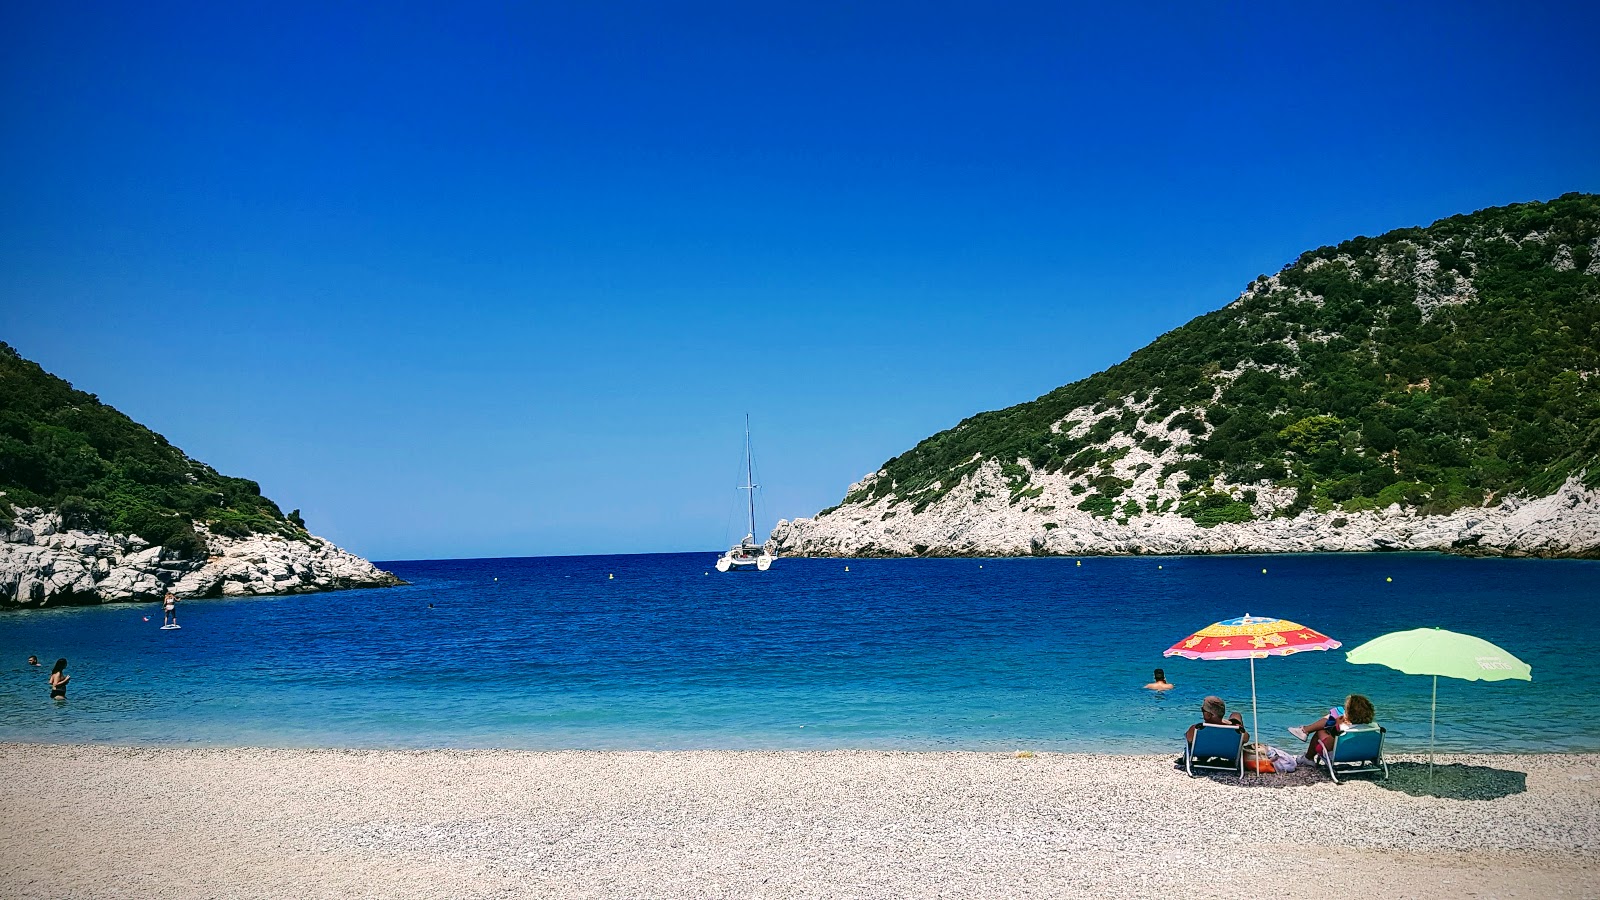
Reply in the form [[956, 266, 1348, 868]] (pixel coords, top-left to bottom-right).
[[0, 508, 401, 608], [769, 475, 1600, 559]]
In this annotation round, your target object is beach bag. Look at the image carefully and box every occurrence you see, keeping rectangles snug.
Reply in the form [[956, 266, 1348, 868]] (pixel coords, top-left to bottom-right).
[[1265, 745, 1299, 773], [1243, 743, 1275, 774]]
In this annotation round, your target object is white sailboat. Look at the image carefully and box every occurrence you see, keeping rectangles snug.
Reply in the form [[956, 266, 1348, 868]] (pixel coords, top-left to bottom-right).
[[716, 415, 774, 572]]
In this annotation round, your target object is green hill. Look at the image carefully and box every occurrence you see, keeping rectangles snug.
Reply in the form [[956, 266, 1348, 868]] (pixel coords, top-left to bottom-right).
[[833, 193, 1600, 526], [0, 343, 308, 555]]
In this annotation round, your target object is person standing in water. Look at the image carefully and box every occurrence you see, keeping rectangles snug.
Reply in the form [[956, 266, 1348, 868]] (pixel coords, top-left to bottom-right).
[[1144, 668, 1174, 691], [49, 659, 69, 700], [163, 591, 178, 627]]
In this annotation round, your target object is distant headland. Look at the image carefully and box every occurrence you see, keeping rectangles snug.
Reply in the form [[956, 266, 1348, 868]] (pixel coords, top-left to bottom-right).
[[0, 342, 400, 608], [772, 194, 1600, 560]]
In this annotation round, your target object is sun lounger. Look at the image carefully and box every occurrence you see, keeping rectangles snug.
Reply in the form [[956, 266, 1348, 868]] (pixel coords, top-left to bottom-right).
[[1184, 722, 1245, 779], [1318, 723, 1388, 784]]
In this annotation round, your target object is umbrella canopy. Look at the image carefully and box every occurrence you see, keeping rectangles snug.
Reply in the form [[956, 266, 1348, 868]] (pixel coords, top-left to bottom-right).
[[1166, 614, 1342, 660], [1165, 614, 1341, 772], [1346, 627, 1531, 681], [1346, 627, 1531, 777]]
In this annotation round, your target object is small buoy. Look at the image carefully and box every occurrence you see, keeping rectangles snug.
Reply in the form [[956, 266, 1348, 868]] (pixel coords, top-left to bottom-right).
[[979, 565, 983, 569], [608, 573, 614, 580], [844, 565, 849, 572], [1261, 568, 1267, 574], [142, 616, 149, 622], [493, 577, 498, 582], [1386, 577, 1392, 583], [1076, 560, 1081, 567], [1158, 565, 1163, 570]]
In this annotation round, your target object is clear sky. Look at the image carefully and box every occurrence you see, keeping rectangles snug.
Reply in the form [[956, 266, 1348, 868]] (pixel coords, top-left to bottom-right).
[[3, 2, 1597, 561]]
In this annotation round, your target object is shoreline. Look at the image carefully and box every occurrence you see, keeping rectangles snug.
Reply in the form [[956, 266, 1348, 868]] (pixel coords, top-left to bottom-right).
[[4, 744, 1596, 899], [765, 546, 1600, 561]]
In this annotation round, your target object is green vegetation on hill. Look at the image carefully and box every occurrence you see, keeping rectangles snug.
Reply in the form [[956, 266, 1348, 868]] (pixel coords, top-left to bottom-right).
[[0, 343, 307, 555], [840, 193, 1600, 522]]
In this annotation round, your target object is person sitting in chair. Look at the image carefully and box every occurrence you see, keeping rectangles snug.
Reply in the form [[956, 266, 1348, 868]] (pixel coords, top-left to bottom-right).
[[1287, 693, 1375, 760], [1186, 695, 1248, 746]]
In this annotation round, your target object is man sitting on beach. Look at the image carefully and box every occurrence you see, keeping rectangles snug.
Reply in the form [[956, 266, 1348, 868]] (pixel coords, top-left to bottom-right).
[[1185, 695, 1247, 746], [1144, 668, 1173, 691]]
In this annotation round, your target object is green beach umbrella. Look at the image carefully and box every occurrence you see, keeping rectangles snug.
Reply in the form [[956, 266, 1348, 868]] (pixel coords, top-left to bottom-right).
[[1346, 627, 1531, 777]]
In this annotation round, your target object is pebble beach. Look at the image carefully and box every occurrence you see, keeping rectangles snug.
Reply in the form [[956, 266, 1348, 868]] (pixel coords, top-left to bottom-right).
[[3, 744, 1596, 899]]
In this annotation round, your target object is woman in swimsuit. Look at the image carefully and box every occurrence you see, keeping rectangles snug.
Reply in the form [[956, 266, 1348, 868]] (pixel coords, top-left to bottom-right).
[[1287, 693, 1375, 760], [49, 658, 69, 700]]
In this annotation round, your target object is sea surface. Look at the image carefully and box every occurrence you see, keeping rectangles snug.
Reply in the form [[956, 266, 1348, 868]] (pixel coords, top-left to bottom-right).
[[2, 553, 1597, 753]]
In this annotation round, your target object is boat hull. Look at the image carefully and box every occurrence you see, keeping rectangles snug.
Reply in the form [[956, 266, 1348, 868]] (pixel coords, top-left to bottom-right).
[[716, 552, 773, 572]]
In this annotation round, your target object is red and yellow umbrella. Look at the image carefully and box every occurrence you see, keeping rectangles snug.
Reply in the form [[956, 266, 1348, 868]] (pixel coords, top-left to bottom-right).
[[1166, 614, 1341, 660], [1165, 614, 1341, 769]]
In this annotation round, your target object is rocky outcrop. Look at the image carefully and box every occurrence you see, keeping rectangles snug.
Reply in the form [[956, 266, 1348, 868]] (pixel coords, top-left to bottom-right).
[[772, 196, 1600, 562], [768, 474, 1600, 559], [0, 508, 402, 608]]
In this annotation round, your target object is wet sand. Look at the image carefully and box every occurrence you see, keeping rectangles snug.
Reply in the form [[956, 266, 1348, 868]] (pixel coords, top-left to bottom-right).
[[2, 744, 1596, 898]]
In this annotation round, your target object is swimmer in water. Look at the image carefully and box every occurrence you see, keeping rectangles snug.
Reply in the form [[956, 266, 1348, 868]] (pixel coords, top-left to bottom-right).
[[28, 655, 40, 667], [1144, 668, 1174, 691]]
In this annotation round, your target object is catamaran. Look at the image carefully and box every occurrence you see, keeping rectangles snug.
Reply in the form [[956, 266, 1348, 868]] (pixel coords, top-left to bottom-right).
[[716, 415, 774, 572]]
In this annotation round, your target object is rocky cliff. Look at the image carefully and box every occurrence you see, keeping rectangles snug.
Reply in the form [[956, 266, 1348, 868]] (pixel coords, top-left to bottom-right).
[[770, 473, 1600, 558], [1, 507, 401, 608], [0, 340, 403, 607], [771, 194, 1600, 559]]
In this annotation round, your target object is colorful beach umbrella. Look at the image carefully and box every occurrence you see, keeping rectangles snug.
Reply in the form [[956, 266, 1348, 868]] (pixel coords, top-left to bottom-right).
[[1346, 627, 1531, 777], [1165, 614, 1342, 770]]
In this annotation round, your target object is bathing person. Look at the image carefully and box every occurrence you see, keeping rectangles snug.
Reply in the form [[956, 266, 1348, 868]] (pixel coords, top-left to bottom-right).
[[1186, 695, 1247, 746], [163, 591, 178, 627], [1287, 694, 1375, 759], [49, 659, 69, 700], [28, 655, 39, 666], [1144, 668, 1173, 691]]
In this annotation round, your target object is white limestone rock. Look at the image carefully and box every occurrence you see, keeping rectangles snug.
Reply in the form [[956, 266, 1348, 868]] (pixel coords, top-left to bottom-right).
[[769, 475, 1600, 560], [0, 508, 402, 609]]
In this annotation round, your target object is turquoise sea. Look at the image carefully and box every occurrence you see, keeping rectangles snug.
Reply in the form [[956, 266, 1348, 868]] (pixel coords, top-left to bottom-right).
[[2, 552, 1597, 753]]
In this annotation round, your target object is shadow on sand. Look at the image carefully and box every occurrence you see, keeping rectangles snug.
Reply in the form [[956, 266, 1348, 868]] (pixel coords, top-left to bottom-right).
[[1173, 758, 1528, 798], [1173, 758, 1328, 789], [1372, 761, 1527, 800]]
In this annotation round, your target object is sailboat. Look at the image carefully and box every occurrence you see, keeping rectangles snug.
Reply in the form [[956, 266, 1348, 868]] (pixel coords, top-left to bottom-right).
[[716, 415, 774, 572]]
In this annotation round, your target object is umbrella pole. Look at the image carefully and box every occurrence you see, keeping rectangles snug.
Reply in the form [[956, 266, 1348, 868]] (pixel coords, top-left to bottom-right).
[[1249, 655, 1260, 778], [1429, 675, 1437, 789]]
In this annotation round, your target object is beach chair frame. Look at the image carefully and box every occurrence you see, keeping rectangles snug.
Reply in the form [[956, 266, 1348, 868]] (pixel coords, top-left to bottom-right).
[[1184, 722, 1245, 780], [1320, 724, 1388, 784]]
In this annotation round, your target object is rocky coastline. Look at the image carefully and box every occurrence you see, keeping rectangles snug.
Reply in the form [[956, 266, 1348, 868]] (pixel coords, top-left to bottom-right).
[[0, 508, 402, 609], [768, 473, 1600, 560]]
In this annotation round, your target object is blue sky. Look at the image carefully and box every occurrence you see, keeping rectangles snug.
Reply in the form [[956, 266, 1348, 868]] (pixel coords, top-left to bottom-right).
[[3, 2, 1597, 560]]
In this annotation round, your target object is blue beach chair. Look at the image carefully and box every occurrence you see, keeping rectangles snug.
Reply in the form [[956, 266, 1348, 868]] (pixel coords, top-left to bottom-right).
[[1319, 723, 1388, 784], [1184, 722, 1245, 779]]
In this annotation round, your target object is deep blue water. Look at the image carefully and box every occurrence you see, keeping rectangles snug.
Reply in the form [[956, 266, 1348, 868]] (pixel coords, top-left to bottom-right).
[[2, 552, 1597, 753]]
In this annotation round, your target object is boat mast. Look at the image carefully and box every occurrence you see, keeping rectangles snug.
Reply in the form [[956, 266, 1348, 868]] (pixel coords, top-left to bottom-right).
[[743, 413, 758, 541]]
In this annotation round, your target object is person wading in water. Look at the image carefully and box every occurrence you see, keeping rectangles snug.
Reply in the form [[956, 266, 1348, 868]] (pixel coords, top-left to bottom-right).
[[49, 658, 70, 701]]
